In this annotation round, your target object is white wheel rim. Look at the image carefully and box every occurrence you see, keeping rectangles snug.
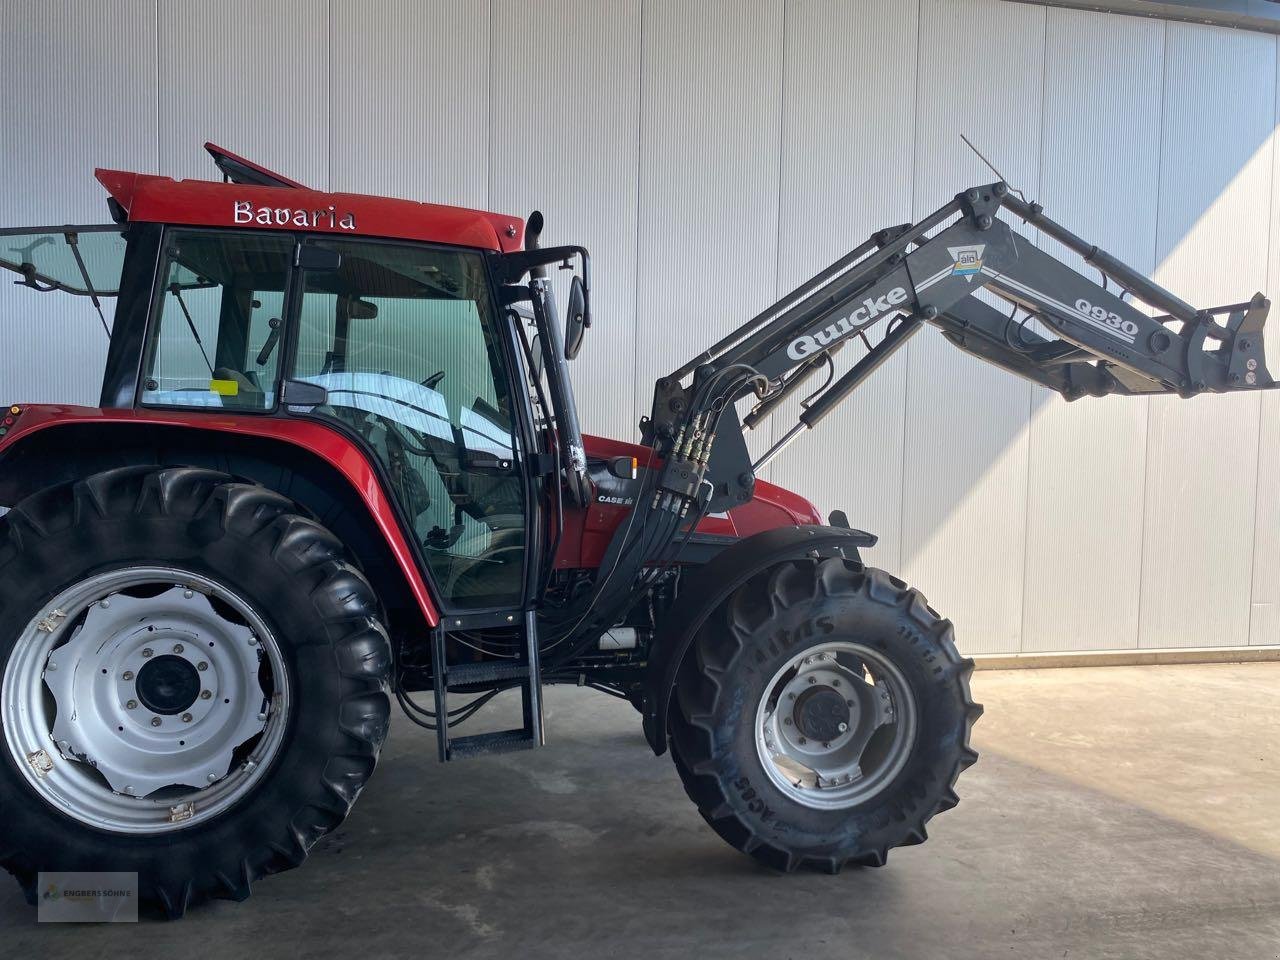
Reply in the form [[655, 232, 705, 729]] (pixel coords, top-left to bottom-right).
[[2, 566, 291, 835], [753, 641, 917, 811]]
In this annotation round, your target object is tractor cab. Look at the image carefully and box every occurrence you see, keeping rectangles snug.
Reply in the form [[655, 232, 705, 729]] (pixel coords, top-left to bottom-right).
[[0, 144, 600, 618]]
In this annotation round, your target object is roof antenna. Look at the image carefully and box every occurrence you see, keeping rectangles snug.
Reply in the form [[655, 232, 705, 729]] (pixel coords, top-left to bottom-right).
[[961, 134, 1027, 203]]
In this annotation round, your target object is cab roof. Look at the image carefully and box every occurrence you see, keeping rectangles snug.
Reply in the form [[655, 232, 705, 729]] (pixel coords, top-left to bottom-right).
[[94, 142, 525, 253]]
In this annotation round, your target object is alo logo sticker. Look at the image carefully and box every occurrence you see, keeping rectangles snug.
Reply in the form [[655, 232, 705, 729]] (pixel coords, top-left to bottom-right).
[[947, 244, 985, 282]]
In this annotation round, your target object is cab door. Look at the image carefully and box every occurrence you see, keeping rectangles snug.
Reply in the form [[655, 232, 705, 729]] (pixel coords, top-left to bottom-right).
[[288, 237, 533, 613]]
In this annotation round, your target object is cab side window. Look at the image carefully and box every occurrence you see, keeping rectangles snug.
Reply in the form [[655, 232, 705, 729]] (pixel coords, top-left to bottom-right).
[[141, 231, 293, 410]]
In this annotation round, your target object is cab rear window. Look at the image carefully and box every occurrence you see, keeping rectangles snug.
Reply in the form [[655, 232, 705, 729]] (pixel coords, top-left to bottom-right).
[[0, 226, 126, 295]]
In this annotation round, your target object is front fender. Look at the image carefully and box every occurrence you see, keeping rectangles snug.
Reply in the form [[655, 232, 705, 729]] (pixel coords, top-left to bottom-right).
[[641, 523, 876, 755]]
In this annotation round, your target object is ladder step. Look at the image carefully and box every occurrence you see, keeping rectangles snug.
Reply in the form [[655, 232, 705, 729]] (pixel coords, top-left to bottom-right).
[[446, 660, 529, 686], [448, 729, 535, 759]]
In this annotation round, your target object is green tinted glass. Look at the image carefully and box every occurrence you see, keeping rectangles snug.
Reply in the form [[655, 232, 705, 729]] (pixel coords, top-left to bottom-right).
[[0, 227, 127, 295]]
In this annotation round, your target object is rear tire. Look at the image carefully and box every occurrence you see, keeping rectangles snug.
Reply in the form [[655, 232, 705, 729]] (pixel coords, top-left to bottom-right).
[[0, 466, 392, 917], [669, 558, 981, 872]]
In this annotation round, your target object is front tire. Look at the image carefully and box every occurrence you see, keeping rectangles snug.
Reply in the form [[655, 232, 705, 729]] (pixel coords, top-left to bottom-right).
[[669, 559, 981, 872], [0, 466, 392, 917]]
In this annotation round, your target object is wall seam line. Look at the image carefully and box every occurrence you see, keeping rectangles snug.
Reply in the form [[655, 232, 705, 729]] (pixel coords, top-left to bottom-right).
[[326, 0, 332, 190], [1135, 18, 1171, 651], [898, 0, 925, 575], [485, 0, 494, 209], [766, 0, 790, 485], [1018, 5, 1051, 654], [154, 0, 161, 171], [629, 0, 645, 436], [1245, 34, 1280, 646]]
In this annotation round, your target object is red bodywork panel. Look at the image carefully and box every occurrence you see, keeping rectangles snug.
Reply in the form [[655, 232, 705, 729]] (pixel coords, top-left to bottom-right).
[[566, 434, 824, 569], [0, 409, 824, 627], [94, 168, 526, 253], [0, 405, 443, 627]]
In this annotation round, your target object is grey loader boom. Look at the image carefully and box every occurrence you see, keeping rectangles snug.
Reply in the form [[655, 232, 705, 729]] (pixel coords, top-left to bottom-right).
[[645, 182, 1274, 477]]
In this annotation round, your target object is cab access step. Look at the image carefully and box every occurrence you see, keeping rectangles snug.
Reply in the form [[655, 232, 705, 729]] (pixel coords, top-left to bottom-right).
[[430, 609, 545, 761]]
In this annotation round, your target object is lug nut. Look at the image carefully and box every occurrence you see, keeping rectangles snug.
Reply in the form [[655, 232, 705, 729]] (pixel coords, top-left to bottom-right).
[[142, 648, 153, 658], [807, 676, 817, 685], [831, 678, 841, 687], [200, 690, 212, 700], [837, 722, 849, 733], [207, 773, 218, 783], [846, 699, 855, 707], [126, 700, 137, 710], [183, 589, 194, 599], [173, 644, 185, 655], [798, 736, 808, 745], [197, 662, 209, 672], [151, 717, 162, 727], [181, 713, 193, 723], [248, 637, 258, 647], [783, 718, 792, 726], [122, 670, 134, 681]]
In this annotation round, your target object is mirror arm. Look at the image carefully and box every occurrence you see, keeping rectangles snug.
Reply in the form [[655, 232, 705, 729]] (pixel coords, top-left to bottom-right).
[[497, 245, 590, 288]]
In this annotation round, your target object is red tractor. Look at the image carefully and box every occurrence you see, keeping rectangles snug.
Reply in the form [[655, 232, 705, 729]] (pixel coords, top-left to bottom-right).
[[0, 144, 1270, 917]]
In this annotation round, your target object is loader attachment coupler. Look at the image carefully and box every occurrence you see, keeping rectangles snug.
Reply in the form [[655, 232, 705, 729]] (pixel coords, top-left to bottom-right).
[[646, 181, 1275, 478]]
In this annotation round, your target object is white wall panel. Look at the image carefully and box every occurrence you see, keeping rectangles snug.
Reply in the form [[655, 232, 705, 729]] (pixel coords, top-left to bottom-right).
[[902, 0, 1047, 654], [489, 0, 642, 442], [330, 0, 489, 208], [1140, 23, 1275, 648], [766, 0, 919, 569], [0, 1, 159, 406], [158, 1, 330, 188], [3, 1, 1280, 656], [1020, 9, 1164, 652], [632, 0, 786, 440]]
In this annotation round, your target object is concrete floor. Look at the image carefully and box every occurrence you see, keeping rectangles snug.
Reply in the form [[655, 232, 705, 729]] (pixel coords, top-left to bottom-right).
[[4, 663, 1279, 959]]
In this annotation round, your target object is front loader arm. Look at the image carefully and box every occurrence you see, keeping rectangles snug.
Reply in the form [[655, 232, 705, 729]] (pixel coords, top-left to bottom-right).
[[646, 182, 1274, 484]]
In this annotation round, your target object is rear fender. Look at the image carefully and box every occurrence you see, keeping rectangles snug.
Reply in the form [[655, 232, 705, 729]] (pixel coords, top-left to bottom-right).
[[0, 405, 439, 627], [641, 523, 876, 755]]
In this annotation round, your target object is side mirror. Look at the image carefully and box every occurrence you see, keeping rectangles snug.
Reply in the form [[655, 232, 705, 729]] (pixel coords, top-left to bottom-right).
[[564, 274, 589, 360]]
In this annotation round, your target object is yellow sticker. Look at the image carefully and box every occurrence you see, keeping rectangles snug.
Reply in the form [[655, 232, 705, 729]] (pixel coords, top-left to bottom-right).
[[210, 379, 239, 397]]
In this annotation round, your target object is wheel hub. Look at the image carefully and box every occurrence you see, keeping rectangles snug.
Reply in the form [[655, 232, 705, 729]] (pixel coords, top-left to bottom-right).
[[135, 655, 201, 716], [793, 685, 851, 742]]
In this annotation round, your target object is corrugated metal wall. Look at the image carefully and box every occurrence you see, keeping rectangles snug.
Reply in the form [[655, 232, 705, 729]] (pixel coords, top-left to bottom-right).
[[2, 0, 1277, 655]]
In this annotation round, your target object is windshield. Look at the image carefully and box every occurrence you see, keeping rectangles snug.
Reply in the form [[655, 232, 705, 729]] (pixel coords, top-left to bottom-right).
[[0, 226, 128, 295]]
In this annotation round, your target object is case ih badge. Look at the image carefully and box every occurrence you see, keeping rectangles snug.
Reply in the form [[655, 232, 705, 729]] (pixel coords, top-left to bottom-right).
[[0, 142, 1272, 918]]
